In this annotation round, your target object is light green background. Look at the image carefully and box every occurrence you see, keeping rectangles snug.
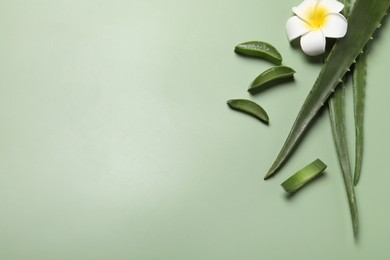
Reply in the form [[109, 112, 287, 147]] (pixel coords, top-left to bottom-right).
[[0, 0, 389, 259]]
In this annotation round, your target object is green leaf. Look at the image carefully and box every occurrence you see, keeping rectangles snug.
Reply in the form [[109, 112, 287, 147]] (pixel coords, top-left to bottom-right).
[[340, 0, 352, 17], [264, 0, 390, 179], [227, 99, 269, 124], [328, 0, 358, 237], [235, 41, 282, 65], [281, 159, 327, 193], [328, 84, 359, 238], [248, 66, 295, 94], [353, 50, 367, 185]]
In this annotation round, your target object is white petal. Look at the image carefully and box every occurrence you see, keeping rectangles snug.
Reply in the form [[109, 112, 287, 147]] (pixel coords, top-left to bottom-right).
[[286, 16, 311, 41], [300, 30, 326, 56], [317, 0, 344, 14], [322, 13, 347, 38], [292, 0, 317, 21]]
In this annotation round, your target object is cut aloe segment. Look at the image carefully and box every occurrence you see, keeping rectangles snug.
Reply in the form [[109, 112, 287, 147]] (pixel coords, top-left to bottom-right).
[[234, 41, 282, 65], [281, 159, 327, 193], [227, 99, 269, 124], [248, 66, 295, 94]]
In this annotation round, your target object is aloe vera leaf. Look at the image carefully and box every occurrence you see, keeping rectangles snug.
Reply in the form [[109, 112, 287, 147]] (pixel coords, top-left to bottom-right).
[[353, 50, 368, 185], [264, 0, 390, 179], [248, 66, 295, 94], [340, 0, 352, 17], [281, 159, 327, 193], [327, 0, 359, 237], [329, 85, 359, 237], [235, 41, 283, 65], [227, 99, 269, 124]]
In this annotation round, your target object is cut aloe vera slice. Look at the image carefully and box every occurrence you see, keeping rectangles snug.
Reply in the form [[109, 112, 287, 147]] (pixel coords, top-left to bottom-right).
[[234, 41, 282, 65], [227, 99, 269, 124], [281, 159, 327, 193]]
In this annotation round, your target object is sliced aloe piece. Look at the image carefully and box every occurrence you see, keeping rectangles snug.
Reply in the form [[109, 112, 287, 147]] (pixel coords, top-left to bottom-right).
[[281, 159, 327, 193], [248, 66, 295, 94], [227, 99, 269, 124], [234, 41, 282, 65]]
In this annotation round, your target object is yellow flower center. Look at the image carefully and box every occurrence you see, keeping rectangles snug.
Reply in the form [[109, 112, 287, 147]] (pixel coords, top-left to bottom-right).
[[306, 6, 328, 30]]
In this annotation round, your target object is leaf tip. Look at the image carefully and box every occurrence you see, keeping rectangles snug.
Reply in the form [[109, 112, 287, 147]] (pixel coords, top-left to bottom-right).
[[353, 175, 360, 186], [264, 168, 275, 180]]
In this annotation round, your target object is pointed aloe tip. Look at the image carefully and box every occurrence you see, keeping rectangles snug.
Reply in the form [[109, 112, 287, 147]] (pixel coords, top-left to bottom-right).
[[353, 223, 359, 239], [264, 166, 276, 180], [264, 158, 284, 180], [351, 206, 359, 239], [353, 167, 362, 186], [264, 172, 272, 180], [353, 176, 359, 186]]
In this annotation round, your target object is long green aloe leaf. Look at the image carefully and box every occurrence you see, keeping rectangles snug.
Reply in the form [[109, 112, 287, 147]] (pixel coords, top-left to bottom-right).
[[353, 50, 367, 185], [264, 0, 390, 179], [327, 0, 359, 238], [329, 85, 358, 237], [341, 0, 352, 17]]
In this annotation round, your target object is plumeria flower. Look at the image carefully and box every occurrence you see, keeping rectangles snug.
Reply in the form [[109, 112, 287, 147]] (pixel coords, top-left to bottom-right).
[[286, 0, 348, 56]]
